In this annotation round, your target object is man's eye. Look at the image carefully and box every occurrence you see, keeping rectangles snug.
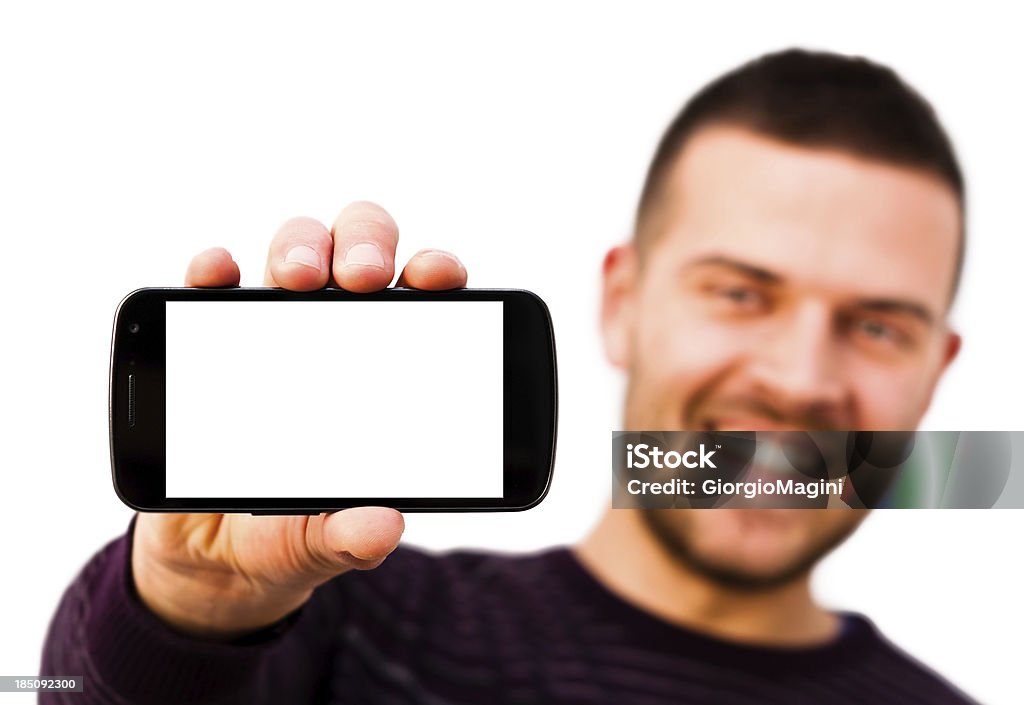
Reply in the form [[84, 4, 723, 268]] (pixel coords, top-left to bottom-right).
[[713, 286, 763, 308], [859, 319, 890, 338], [850, 317, 910, 349]]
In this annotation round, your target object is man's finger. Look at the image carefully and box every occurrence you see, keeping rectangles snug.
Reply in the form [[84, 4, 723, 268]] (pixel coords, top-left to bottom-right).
[[185, 247, 241, 287], [395, 249, 468, 290], [305, 507, 405, 576], [264, 217, 333, 290], [330, 201, 399, 293]]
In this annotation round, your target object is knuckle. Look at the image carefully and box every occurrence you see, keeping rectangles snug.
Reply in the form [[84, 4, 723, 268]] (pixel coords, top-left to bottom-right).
[[345, 199, 383, 213], [276, 217, 332, 250], [199, 246, 231, 261], [279, 215, 323, 234], [341, 200, 392, 222], [338, 218, 397, 247], [415, 248, 464, 267]]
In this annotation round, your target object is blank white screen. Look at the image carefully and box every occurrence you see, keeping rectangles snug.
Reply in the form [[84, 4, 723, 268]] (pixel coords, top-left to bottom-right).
[[165, 300, 504, 498]]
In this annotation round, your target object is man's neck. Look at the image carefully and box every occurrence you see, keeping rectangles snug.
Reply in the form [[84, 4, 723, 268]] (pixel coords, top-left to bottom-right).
[[574, 509, 840, 647]]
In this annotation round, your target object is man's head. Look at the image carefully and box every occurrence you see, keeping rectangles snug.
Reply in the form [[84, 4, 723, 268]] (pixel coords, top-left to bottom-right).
[[601, 49, 963, 589]]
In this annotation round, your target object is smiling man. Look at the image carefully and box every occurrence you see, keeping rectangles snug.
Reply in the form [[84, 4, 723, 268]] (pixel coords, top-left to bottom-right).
[[42, 49, 978, 703], [589, 109, 960, 605]]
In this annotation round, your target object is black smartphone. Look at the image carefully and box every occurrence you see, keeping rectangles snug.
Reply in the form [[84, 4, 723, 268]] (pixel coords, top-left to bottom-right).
[[110, 287, 557, 513]]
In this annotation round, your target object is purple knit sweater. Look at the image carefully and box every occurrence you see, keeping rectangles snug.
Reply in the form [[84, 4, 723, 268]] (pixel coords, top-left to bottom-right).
[[40, 516, 979, 704]]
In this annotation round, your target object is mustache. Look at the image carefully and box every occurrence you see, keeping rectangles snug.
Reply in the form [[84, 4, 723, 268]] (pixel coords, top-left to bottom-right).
[[687, 396, 849, 431]]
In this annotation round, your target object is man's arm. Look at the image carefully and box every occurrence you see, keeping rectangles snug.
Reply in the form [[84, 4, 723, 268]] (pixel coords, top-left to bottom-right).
[[39, 201, 468, 702], [39, 515, 335, 704]]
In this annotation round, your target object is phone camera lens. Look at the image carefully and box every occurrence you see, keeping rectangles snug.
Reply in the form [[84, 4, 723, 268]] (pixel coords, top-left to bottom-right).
[[129, 323, 140, 334]]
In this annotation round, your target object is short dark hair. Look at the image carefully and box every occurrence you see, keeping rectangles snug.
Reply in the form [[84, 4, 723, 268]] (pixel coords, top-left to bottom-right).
[[635, 48, 965, 298]]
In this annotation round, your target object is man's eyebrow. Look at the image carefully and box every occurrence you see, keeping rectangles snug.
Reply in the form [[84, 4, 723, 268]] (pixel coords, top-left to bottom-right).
[[683, 255, 939, 325], [852, 299, 936, 326], [682, 255, 782, 283]]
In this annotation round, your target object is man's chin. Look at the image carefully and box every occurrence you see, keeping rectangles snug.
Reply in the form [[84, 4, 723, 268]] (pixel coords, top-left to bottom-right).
[[640, 508, 863, 591], [688, 511, 815, 584]]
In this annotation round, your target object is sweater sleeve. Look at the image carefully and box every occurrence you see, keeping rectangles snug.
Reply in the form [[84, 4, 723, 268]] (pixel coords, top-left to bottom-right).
[[39, 515, 339, 705]]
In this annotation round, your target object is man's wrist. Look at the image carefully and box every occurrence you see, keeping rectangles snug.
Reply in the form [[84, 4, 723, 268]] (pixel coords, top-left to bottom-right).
[[130, 542, 312, 641]]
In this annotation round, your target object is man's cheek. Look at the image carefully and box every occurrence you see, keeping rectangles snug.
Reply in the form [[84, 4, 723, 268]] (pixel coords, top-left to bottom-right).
[[636, 320, 748, 416], [847, 364, 925, 428], [659, 320, 753, 380]]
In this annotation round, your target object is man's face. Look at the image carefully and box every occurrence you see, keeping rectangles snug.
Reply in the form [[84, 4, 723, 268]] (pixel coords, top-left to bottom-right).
[[602, 126, 962, 587]]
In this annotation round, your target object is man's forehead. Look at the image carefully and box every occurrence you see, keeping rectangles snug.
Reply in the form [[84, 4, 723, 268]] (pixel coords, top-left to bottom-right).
[[647, 125, 961, 311]]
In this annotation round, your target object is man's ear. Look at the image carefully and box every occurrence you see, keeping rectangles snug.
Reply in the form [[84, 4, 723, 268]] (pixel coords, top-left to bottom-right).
[[942, 330, 962, 369], [601, 243, 639, 370]]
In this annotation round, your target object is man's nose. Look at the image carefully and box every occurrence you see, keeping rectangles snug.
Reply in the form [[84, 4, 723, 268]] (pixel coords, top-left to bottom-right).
[[746, 301, 847, 415]]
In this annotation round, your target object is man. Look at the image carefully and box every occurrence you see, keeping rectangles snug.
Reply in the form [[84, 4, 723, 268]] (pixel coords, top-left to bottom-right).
[[41, 49, 978, 703]]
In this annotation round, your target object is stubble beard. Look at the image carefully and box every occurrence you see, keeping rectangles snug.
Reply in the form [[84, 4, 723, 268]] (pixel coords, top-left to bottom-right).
[[624, 363, 862, 592]]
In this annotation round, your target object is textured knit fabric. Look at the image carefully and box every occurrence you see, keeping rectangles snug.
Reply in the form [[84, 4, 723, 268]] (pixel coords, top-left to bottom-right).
[[40, 517, 979, 704]]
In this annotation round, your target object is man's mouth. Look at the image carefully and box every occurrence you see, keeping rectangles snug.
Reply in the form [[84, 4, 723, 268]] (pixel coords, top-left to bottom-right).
[[697, 417, 835, 477], [700, 417, 802, 433]]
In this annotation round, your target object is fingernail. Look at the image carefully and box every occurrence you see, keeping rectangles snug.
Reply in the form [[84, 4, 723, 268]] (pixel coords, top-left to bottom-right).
[[284, 245, 321, 270], [344, 242, 386, 269]]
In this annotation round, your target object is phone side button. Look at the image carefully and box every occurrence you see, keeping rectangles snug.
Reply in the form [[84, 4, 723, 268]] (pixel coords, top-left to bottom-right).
[[127, 374, 136, 428], [249, 510, 321, 515]]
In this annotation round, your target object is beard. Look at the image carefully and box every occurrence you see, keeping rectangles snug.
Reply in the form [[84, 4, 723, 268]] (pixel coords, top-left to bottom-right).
[[639, 508, 864, 591], [624, 357, 866, 591]]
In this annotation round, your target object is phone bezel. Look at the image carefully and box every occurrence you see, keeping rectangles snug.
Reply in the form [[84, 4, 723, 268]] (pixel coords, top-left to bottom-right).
[[110, 287, 557, 513]]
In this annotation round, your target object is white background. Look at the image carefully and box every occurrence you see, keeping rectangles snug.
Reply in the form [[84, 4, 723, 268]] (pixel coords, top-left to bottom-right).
[[165, 300, 504, 497], [1, 2, 1021, 703]]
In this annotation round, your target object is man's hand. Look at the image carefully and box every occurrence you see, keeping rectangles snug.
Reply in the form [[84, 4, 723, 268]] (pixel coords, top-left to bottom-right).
[[131, 201, 467, 639]]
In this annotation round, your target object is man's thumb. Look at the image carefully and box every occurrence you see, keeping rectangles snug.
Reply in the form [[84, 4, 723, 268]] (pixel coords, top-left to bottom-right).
[[315, 507, 405, 572]]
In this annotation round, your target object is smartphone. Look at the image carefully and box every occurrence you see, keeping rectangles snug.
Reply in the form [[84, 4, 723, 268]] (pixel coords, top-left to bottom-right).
[[109, 287, 557, 513]]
